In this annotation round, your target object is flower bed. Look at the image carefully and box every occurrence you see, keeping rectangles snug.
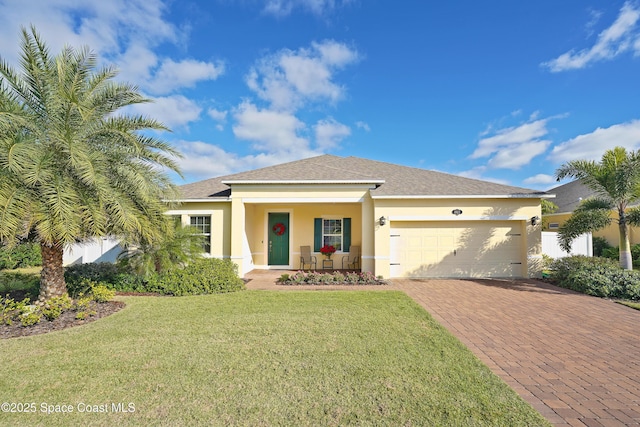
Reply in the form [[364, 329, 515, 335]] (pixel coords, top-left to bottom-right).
[[277, 271, 388, 286]]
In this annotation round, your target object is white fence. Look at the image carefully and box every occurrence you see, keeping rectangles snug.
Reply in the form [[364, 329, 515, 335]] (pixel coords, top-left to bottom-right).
[[542, 232, 592, 259], [63, 237, 124, 266]]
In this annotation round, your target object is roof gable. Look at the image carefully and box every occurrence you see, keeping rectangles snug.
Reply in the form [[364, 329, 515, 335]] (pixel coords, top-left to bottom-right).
[[178, 155, 546, 199]]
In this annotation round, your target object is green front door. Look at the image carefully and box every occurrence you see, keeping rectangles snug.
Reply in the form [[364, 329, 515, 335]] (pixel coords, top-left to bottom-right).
[[268, 213, 290, 265]]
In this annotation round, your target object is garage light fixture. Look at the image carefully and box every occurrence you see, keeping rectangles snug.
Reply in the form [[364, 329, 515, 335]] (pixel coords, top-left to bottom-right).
[[531, 216, 540, 225], [379, 216, 386, 226]]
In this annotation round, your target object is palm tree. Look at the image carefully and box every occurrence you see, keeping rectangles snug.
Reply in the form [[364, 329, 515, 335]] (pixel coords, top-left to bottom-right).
[[0, 26, 182, 300], [117, 219, 205, 279], [555, 146, 640, 270]]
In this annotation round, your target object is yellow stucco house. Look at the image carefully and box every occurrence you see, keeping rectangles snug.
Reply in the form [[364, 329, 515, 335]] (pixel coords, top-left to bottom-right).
[[544, 180, 640, 246], [169, 155, 547, 279]]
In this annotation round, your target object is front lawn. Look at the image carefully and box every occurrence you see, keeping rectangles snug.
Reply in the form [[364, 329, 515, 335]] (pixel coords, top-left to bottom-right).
[[0, 291, 549, 426]]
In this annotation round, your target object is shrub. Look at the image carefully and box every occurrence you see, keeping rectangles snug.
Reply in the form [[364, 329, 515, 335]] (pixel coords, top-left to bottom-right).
[[21, 309, 42, 327], [599, 243, 640, 268], [109, 273, 147, 293], [592, 237, 612, 257], [64, 262, 120, 292], [42, 294, 73, 321], [549, 255, 640, 300], [73, 295, 97, 319], [1, 296, 30, 325], [0, 272, 40, 299], [90, 284, 115, 303], [0, 242, 42, 270], [145, 258, 245, 296], [278, 270, 387, 286]]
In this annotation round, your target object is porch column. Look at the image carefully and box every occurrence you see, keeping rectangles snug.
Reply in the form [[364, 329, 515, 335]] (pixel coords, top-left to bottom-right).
[[361, 195, 375, 274], [230, 196, 247, 276]]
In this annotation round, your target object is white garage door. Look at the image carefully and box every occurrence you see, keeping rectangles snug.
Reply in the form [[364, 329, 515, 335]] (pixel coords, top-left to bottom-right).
[[390, 221, 524, 278]]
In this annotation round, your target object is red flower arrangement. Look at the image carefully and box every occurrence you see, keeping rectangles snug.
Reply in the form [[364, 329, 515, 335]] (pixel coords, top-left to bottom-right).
[[320, 245, 337, 258]]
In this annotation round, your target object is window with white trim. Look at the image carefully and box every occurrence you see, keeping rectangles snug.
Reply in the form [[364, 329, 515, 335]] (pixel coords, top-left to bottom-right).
[[548, 223, 559, 229], [190, 216, 211, 253], [323, 219, 343, 251]]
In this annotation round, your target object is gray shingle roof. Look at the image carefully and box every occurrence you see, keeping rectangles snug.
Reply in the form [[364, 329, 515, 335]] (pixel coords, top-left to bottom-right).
[[547, 180, 597, 213], [178, 154, 546, 199]]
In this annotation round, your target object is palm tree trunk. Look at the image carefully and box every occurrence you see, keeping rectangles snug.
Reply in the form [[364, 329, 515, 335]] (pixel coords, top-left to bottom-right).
[[619, 222, 633, 270], [39, 243, 67, 301]]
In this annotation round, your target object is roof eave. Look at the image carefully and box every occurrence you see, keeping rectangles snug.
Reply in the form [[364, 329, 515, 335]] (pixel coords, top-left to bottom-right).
[[163, 197, 232, 203], [371, 193, 549, 200], [221, 179, 385, 185]]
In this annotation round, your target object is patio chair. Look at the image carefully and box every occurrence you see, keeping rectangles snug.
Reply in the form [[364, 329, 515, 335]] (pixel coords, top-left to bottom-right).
[[300, 246, 317, 270], [342, 245, 360, 270]]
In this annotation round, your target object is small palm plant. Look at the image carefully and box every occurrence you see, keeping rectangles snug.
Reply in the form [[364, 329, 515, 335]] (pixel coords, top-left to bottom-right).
[[118, 219, 205, 279], [555, 146, 640, 270]]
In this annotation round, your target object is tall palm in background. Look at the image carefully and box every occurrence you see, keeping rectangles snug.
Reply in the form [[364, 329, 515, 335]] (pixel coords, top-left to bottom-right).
[[0, 27, 182, 300], [555, 146, 640, 270]]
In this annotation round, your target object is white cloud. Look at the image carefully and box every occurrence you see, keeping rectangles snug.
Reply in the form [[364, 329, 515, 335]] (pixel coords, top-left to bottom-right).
[[262, 0, 352, 17], [208, 108, 228, 122], [246, 40, 359, 111], [230, 40, 358, 162], [542, 1, 640, 72], [207, 108, 228, 131], [171, 140, 297, 180], [472, 119, 549, 159], [232, 101, 316, 155], [355, 121, 371, 132], [585, 8, 604, 38], [0, 0, 179, 69], [115, 44, 159, 85], [550, 119, 640, 163], [470, 116, 559, 169], [147, 58, 225, 95], [132, 95, 202, 129], [0, 1, 223, 95], [523, 174, 556, 185], [488, 140, 551, 170], [314, 118, 350, 150]]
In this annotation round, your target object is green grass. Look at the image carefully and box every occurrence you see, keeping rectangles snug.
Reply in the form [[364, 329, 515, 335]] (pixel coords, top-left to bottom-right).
[[0, 291, 549, 426], [617, 300, 640, 310]]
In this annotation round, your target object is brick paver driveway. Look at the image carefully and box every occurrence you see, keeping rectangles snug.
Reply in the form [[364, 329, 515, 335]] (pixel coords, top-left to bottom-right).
[[395, 278, 640, 426]]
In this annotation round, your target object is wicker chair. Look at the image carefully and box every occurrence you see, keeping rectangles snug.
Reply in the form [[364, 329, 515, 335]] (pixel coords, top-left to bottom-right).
[[300, 246, 317, 270]]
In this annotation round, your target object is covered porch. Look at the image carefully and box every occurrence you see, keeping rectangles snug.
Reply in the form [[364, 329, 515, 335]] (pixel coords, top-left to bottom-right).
[[237, 200, 369, 275]]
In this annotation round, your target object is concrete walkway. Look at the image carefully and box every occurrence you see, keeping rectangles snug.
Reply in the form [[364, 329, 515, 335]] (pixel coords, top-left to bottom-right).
[[395, 278, 640, 427], [244, 271, 640, 426]]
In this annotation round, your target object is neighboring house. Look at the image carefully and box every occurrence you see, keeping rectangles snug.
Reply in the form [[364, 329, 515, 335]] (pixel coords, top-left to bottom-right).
[[544, 180, 640, 246], [170, 155, 548, 279]]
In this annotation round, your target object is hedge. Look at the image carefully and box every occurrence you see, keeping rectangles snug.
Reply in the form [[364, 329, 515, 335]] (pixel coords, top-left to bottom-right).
[[549, 255, 640, 300]]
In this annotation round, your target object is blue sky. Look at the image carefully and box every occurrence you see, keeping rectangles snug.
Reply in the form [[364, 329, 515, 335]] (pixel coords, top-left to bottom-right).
[[2, 1, 640, 190]]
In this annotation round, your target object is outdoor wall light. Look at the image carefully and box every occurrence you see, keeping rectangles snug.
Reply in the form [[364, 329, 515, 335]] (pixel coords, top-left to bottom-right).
[[531, 216, 540, 225], [379, 216, 386, 226]]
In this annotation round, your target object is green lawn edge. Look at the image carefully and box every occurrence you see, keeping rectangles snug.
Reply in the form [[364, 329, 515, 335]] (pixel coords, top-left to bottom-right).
[[0, 290, 549, 426]]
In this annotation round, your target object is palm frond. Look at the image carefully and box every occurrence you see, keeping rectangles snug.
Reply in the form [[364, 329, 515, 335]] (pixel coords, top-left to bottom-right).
[[558, 209, 611, 252]]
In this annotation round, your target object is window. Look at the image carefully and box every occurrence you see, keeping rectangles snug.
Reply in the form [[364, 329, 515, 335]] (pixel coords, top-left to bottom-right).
[[549, 223, 559, 229], [314, 217, 351, 252], [323, 219, 343, 251], [190, 216, 211, 253]]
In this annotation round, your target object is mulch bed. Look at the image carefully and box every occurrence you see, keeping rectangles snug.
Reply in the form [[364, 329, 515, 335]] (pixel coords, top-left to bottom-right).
[[1, 301, 125, 339]]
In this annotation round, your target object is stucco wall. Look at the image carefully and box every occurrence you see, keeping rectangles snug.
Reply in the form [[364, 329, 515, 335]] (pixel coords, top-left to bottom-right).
[[166, 201, 231, 259]]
